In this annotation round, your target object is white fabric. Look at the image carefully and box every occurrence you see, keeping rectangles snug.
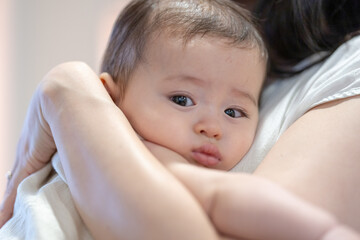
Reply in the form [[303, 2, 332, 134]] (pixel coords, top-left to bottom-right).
[[232, 35, 360, 172], [0, 154, 93, 240], [1, 36, 360, 239]]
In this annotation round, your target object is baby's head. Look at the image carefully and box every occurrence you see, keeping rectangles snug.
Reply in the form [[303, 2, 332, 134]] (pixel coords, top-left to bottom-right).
[[100, 0, 267, 170], [101, 0, 267, 96]]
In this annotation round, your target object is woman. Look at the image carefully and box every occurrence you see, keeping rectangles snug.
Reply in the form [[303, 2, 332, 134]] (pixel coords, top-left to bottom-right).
[[1, 0, 360, 239]]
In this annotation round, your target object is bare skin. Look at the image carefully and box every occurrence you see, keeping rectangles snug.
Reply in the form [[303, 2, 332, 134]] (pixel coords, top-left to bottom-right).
[[144, 140, 360, 240], [254, 96, 360, 231]]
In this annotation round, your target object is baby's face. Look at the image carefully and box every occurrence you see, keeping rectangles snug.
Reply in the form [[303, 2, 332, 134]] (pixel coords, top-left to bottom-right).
[[119, 34, 265, 171]]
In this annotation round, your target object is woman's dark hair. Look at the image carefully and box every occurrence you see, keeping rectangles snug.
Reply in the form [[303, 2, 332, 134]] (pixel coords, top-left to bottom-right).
[[253, 0, 360, 77]]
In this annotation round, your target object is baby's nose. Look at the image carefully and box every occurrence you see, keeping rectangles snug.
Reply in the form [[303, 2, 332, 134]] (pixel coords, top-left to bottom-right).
[[194, 119, 222, 140]]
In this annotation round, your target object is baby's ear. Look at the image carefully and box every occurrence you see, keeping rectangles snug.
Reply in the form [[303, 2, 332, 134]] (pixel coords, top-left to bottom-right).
[[99, 72, 121, 104]]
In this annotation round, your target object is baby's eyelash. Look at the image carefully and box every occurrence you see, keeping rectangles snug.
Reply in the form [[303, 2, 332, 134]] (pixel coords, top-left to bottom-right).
[[224, 108, 249, 118], [238, 108, 249, 118], [170, 95, 195, 107]]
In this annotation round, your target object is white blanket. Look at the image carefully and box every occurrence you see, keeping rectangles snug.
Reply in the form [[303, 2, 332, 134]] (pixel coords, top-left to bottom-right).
[[0, 154, 93, 240]]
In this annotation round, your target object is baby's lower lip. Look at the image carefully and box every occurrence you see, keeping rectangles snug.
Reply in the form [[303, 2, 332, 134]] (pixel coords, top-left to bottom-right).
[[191, 151, 220, 167]]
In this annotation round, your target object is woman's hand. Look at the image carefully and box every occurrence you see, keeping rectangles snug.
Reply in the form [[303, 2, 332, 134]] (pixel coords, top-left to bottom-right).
[[0, 61, 99, 228], [0, 81, 57, 228]]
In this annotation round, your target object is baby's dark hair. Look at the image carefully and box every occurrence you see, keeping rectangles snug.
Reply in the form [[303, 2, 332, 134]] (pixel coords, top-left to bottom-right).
[[101, 0, 267, 96]]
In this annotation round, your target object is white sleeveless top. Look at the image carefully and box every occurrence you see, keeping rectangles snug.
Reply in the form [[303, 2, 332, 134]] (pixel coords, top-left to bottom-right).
[[232, 35, 360, 172]]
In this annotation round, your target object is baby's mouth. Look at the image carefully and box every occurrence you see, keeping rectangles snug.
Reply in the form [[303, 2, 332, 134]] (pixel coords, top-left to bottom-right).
[[191, 144, 222, 167]]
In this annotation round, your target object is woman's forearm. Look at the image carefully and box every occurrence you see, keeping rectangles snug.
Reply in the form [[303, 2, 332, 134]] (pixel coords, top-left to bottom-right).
[[166, 162, 360, 240], [143, 141, 338, 240], [40, 62, 218, 240]]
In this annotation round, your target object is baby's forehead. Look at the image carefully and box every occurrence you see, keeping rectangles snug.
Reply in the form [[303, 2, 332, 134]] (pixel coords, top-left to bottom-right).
[[145, 30, 267, 64], [142, 33, 265, 93]]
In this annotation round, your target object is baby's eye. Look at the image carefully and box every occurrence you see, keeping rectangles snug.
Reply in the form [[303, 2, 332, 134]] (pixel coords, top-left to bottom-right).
[[170, 95, 194, 107], [224, 108, 246, 118]]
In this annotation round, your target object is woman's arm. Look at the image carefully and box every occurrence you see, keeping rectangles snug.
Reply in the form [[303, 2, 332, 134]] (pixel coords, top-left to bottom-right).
[[254, 96, 360, 231], [145, 141, 360, 240], [1, 62, 218, 240]]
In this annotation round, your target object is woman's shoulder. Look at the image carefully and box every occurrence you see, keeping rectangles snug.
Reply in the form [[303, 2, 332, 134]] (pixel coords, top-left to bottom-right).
[[232, 35, 360, 173], [336, 34, 360, 53], [267, 35, 360, 112], [319, 35, 360, 72]]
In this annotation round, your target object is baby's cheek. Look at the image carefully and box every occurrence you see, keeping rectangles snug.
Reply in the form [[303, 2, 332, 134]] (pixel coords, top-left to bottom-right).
[[125, 111, 162, 142], [127, 108, 191, 161], [132, 122, 173, 149], [224, 137, 254, 169]]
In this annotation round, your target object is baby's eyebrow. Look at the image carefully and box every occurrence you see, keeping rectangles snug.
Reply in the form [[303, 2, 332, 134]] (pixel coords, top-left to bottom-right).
[[163, 75, 207, 87], [231, 88, 257, 106]]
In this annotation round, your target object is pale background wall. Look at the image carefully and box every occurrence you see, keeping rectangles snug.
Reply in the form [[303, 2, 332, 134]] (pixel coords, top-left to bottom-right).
[[0, 0, 130, 198]]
